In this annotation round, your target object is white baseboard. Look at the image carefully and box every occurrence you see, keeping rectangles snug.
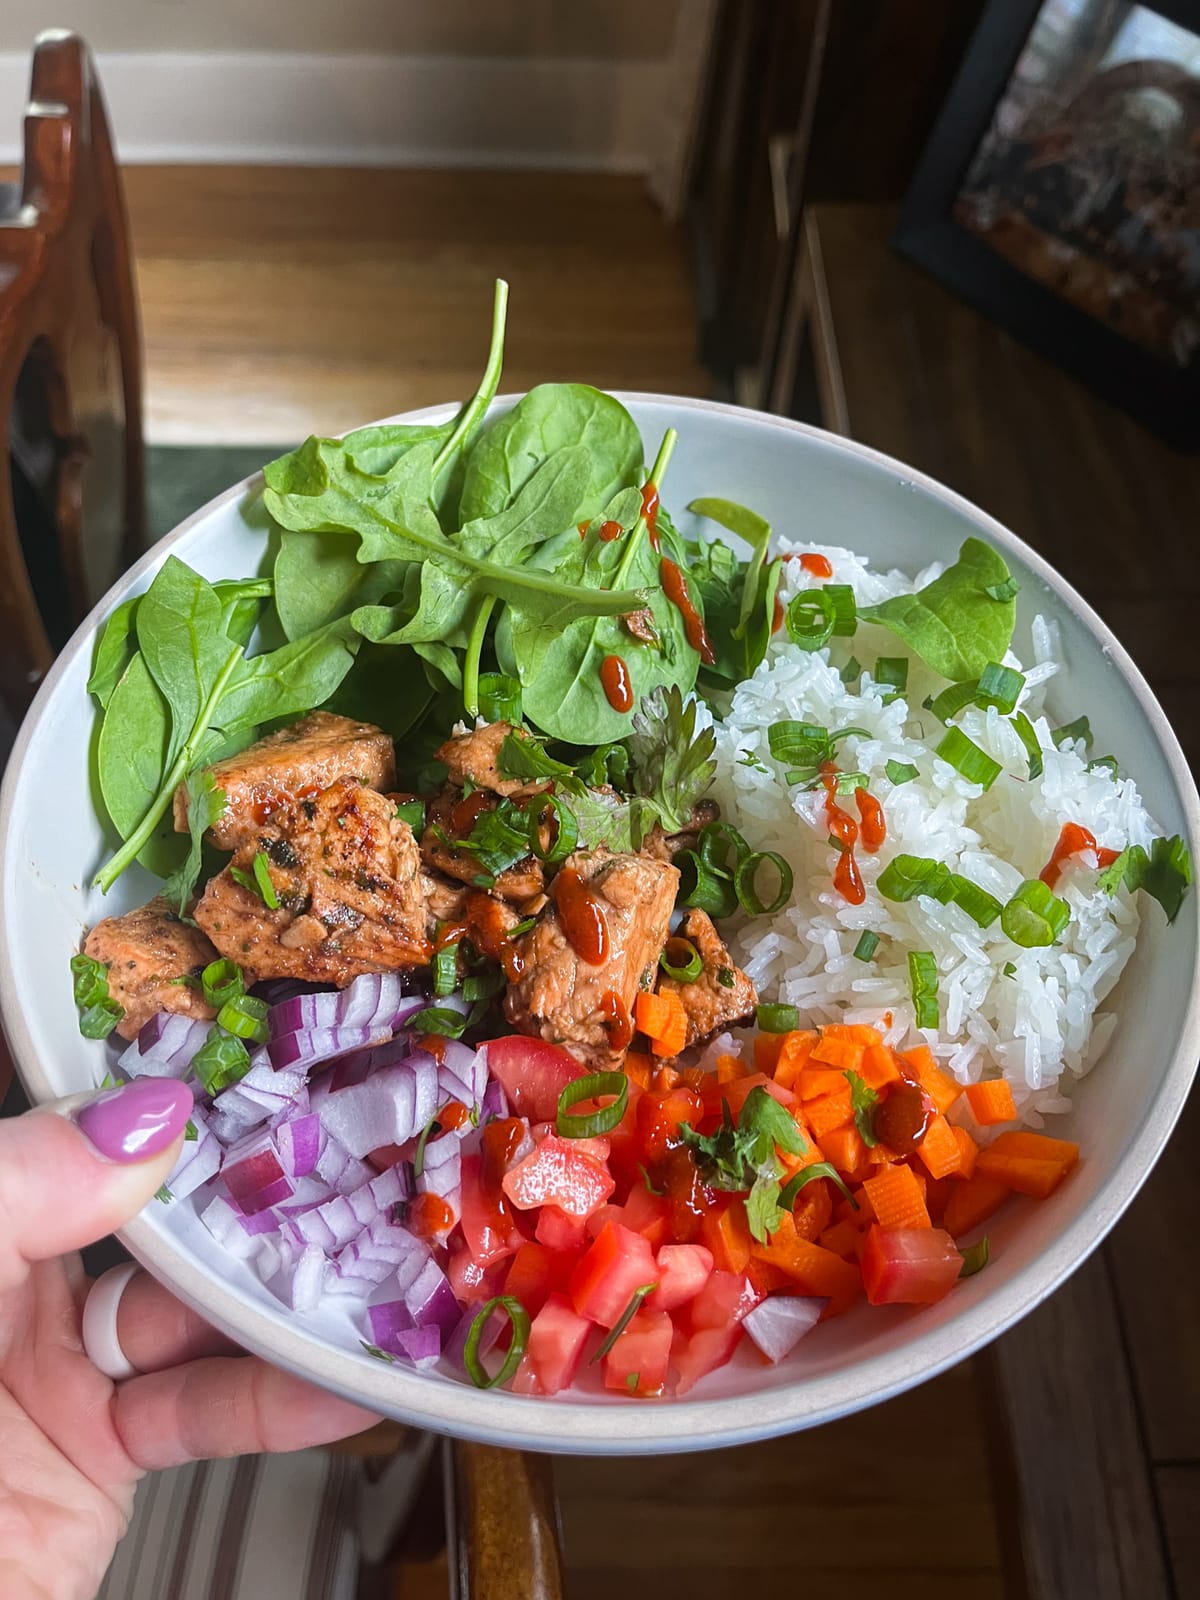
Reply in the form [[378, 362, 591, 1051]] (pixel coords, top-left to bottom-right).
[[0, 50, 668, 170]]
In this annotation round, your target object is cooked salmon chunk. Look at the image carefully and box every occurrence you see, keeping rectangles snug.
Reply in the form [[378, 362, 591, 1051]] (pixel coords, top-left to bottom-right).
[[436, 721, 545, 798], [175, 711, 396, 851], [85, 896, 219, 1041], [504, 850, 678, 1068], [656, 909, 756, 1047], [420, 788, 545, 906], [193, 779, 429, 985]]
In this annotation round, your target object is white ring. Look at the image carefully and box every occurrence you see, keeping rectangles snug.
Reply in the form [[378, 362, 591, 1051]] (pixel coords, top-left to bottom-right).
[[82, 1262, 141, 1382]]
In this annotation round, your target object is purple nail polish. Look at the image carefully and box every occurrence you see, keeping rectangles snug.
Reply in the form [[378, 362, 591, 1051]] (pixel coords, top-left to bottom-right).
[[75, 1077, 194, 1163]]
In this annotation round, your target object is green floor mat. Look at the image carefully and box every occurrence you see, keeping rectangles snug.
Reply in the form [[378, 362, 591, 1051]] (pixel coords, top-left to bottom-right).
[[146, 445, 290, 542]]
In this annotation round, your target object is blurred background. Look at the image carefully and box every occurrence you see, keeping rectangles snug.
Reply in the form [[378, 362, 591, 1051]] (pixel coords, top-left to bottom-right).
[[1, 3, 1196, 1598]]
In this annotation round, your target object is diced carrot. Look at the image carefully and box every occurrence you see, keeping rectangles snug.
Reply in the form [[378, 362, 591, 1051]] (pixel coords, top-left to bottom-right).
[[770, 1030, 817, 1088], [821, 1124, 869, 1177], [916, 1114, 963, 1180], [750, 1214, 861, 1315], [753, 1031, 787, 1075], [903, 1047, 962, 1115], [922, 1174, 952, 1226], [791, 1178, 835, 1242], [700, 1199, 753, 1275], [747, 1258, 792, 1295], [817, 1023, 883, 1045], [964, 1079, 1017, 1126], [778, 1129, 827, 1180], [636, 991, 688, 1058], [819, 1219, 862, 1261], [951, 1125, 979, 1180], [942, 1173, 1010, 1237], [677, 1066, 710, 1092], [976, 1131, 1079, 1199], [862, 1163, 931, 1230], [623, 1052, 652, 1091], [867, 1140, 899, 1166], [809, 1034, 864, 1072], [796, 1067, 852, 1101], [859, 1043, 902, 1091], [716, 1052, 750, 1084], [652, 1064, 681, 1093], [804, 1086, 854, 1138]]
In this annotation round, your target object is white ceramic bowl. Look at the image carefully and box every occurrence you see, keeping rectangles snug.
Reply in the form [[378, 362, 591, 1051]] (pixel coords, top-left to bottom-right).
[[2, 396, 1197, 1454]]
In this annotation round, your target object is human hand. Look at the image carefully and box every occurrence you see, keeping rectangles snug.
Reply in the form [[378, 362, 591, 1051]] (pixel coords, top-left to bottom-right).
[[0, 1077, 379, 1600]]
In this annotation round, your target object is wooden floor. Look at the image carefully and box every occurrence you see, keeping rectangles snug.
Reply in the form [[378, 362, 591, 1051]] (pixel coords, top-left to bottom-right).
[[120, 167, 710, 446]]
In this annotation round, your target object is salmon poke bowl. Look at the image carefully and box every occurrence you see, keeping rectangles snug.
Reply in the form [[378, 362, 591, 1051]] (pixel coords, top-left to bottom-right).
[[2, 282, 1197, 1452]]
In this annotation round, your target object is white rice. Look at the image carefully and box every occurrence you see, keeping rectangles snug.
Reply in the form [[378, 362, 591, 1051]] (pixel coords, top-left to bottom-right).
[[708, 539, 1164, 1133]]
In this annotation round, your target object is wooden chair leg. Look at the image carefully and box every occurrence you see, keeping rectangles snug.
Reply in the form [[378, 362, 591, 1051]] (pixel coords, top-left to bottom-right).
[[446, 1442, 565, 1600]]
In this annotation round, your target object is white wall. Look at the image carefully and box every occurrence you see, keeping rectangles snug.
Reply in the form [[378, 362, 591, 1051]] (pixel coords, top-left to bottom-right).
[[0, 0, 702, 174]]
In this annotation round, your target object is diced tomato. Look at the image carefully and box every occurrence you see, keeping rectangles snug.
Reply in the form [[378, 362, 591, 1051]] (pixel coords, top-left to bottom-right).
[[602, 1083, 645, 1189], [520, 1292, 593, 1395], [502, 1133, 615, 1218], [604, 1307, 673, 1397], [672, 1323, 744, 1395], [585, 1203, 625, 1239], [700, 1071, 794, 1124], [683, 1269, 761, 1333], [530, 1123, 610, 1164], [503, 1241, 566, 1319], [446, 1244, 508, 1306], [860, 1224, 963, 1306], [535, 1204, 591, 1253], [621, 1182, 671, 1248], [654, 1243, 714, 1311], [570, 1221, 660, 1328], [459, 1153, 524, 1263], [483, 1035, 587, 1122], [658, 1146, 709, 1244], [637, 1085, 704, 1163]]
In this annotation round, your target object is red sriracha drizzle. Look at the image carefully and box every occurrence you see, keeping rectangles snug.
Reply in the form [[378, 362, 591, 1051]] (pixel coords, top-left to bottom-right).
[[819, 762, 889, 906], [1040, 822, 1120, 889]]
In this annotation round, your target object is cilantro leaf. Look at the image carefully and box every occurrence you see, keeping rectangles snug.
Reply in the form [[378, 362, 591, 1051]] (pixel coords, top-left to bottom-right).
[[745, 1174, 787, 1244], [679, 1086, 803, 1192], [496, 731, 585, 795], [1097, 834, 1191, 922], [626, 686, 717, 842], [845, 1069, 879, 1148], [453, 797, 534, 885]]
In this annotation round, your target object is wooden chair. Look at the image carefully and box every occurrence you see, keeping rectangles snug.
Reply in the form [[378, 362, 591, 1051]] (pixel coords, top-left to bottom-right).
[[0, 29, 145, 729], [0, 34, 565, 1598]]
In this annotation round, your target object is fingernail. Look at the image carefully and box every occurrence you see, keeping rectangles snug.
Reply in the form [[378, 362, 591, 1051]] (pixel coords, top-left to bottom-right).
[[74, 1077, 193, 1163]]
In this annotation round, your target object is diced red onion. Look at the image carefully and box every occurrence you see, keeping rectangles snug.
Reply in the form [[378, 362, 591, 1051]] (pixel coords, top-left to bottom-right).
[[368, 1298, 415, 1352], [266, 1024, 399, 1075], [252, 1233, 294, 1282], [417, 1132, 461, 1226], [316, 1053, 439, 1159], [332, 1156, 376, 1196], [276, 1114, 323, 1179], [288, 1243, 328, 1313], [166, 1125, 222, 1200], [437, 1039, 487, 1109], [444, 1305, 500, 1371], [207, 1103, 266, 1147], [742, 1296, 828, 1363], [403, 1257, 460, 1337], [222, 1130, 294, 1214], [267, 975, 426, 1046], [199, 1195, 258, 1259], [480, 1078, 508, 1122], [395, 1325, 441, 1369], [120, 1013, 211, 1079]]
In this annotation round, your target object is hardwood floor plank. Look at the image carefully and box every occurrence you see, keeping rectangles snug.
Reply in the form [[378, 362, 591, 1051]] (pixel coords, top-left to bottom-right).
[[1156, 1466, 1200, 1600]]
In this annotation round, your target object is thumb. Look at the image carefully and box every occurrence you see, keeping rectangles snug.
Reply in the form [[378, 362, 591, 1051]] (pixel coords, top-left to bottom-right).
[[0, 1077, 193, 1292]]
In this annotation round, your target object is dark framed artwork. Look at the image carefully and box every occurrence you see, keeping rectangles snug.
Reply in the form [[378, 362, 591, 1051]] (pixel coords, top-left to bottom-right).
[[894, 0, 1200, 447]]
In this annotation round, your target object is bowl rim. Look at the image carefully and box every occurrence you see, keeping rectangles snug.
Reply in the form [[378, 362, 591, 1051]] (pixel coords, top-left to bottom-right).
[[3, 390, 1198, 1454]]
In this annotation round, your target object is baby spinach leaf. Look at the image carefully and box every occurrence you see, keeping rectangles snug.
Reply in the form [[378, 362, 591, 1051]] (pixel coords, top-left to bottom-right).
[[274, 530, 406, 642], [87, 597, 140, 708], [136, 558, 231, 768], [457, 445, 594, 565], [211, 619, 360, 740], [341, 419, 454, 478], [214, 579, 273, 649], [458, 383, 642, 526], [687, 496, 773, 639], [858, 538, 1017, 680], [162, 769, 227, 915], [95, 651, 177, 876]]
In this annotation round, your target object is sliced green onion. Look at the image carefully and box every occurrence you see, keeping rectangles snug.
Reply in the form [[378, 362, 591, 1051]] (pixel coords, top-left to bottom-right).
[[825, 584, 857, 637], [394, 799, 426, 831], [155, 1184, 173, 1204], [1087, 755, 1119, 780], [1000, 880, 1070, 947], [1051, 716, 1092, 750], [200, 957, 245, 1009], [413, 1111, 442, 1179], [717, 966, 736, 989], [409, 1006, 470, 1039], [908, 950, 940, 1030], [477, 672, 523, 724], [768, 721, 831, 767], [840, 656, 862, 686], [191, 1028, 251, 1096], [779, 1162, 857, 1210], [928, 680, 979, 723], [70, 953, 109, 1009], [985, 576, 1020, 602], [697, 821, 751, 874], [230, 851, 280, 909], [785, 589, 836, 651], [506, 915, 537, 940], [876, 854, 951, 903], [216, 994, 269, 1044], [936, 726, 1002, 790], [885, 759, 918, 787], [853, 930, 880, 961], [834, 772, 868, 795], [875, 657, 908, 698], [639, 1163, 664, 1195], [735, 851, 793, 916], [675, 850, 738, 919], [433, 942, 459, 997], [360, 1341, 397, 1364], [1002, 961, 1017, 978], [958, 1236, 990, 1278], [79, 998, 124, 1040], [528, 794, 578, 866], [756, 1002, 800, 1034], [1010, 711, 1043, 781], [590, 1284, 657, 1363], [946, 875, 1003, 929], [464, 1296, 530, 1389], [976, 662, 1025, 714], [659, 938, 703, 983], [462, 968, 505, 1003], [557, 1071, 629, 1138]]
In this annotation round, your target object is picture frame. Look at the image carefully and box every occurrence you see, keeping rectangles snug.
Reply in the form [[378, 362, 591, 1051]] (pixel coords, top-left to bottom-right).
[[894, 0, 1200, 449]]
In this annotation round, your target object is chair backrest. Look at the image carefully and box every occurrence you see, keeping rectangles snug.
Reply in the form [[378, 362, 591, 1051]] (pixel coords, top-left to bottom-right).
[[0, 30, 145, 724]]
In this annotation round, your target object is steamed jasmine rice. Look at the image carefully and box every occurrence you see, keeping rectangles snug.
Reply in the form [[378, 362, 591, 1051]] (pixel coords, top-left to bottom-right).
[[709, 540, 1163, 1134]]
